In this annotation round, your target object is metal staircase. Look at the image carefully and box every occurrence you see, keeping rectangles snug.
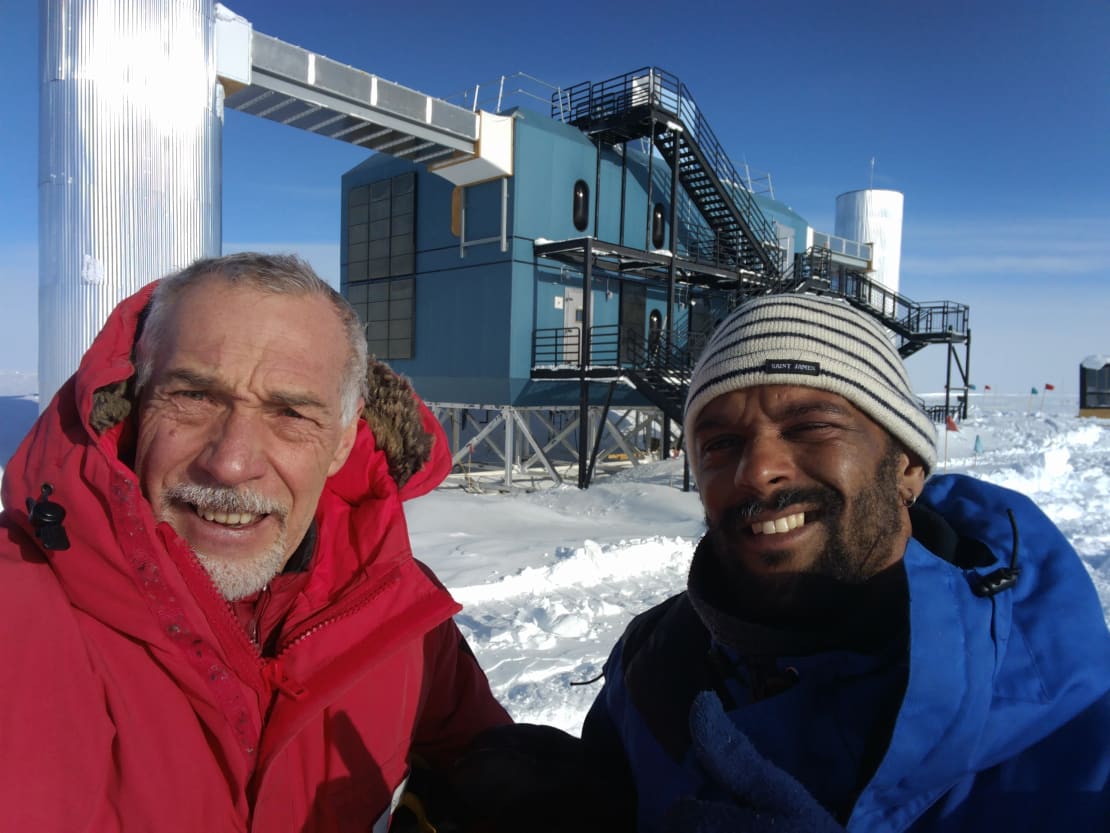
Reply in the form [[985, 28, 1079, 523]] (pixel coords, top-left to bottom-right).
[[793, 250, 969, 358], [533, 275, 969, 427], [585, 324, 693, 424], [555, 68, 782, 278], [535, 68, 972, 451], [625, 364, 689, 425], [653, 129, 780, 276]]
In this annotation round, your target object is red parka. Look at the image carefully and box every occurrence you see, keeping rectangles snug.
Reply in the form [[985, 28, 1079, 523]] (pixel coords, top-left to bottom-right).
[[0, 284, 510, 832]]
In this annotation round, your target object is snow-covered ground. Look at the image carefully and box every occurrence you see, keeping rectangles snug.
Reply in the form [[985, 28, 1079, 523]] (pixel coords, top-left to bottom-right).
[[2, 389, 1108, 735]]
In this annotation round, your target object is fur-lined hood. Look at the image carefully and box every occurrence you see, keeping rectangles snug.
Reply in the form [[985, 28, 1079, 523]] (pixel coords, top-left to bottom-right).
[[2, 279, 451, 552], [84, 284, 442, 492], [1, 279, 453, 644]]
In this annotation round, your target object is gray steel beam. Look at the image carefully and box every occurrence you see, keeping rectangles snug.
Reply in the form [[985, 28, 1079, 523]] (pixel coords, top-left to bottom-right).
[[233, 68, 477, 156], [222, 29, 479, 161]]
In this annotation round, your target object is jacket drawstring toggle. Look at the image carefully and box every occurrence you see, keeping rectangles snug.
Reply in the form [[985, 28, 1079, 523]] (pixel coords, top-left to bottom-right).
[[262, 659, 308, 700], [972, 509, 1022, 597], [26, 483, 71, 551]]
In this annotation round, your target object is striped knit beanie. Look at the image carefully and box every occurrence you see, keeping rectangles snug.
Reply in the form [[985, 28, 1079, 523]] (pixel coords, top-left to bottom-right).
[[684, 294, 937, 473]]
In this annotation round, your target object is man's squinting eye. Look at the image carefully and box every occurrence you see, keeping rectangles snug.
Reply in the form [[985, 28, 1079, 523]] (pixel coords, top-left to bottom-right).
[[701, 434, 740, 453], [794, 420, 830, 430], [173, 389, 209, 402], [784, 420, 839, 437]]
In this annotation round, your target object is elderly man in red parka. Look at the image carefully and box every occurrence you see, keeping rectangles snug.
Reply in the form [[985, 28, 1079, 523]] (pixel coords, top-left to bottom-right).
[[0, 253, 509, 832]]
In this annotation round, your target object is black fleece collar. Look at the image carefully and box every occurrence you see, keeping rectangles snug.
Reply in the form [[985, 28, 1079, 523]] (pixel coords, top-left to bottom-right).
[[686, 537, 910, 659], [282, 522, 317, 574]]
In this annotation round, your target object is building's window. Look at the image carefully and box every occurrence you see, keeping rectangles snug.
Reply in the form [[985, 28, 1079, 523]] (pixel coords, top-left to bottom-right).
[[350, 277, 414, 360], [346, 172, 417, 359], [1083, 365, 1110, 408], [347, 172, 416, 282]]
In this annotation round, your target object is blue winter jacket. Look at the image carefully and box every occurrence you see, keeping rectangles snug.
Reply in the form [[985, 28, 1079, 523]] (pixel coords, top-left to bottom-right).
[[582, 474, 1110, 831]]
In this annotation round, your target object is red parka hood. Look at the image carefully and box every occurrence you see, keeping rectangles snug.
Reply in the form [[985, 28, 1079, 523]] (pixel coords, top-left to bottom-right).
[[14, 281, 448, 500], [1, 279, 453, 656], [0, 284, 512, 833]]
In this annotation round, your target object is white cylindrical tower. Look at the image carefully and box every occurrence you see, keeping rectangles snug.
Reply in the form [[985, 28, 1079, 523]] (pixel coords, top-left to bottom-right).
[[39, 0, 221, 408], [834, 189, 904, 295]]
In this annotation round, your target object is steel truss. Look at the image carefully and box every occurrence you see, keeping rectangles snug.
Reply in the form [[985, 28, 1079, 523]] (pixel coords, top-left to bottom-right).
[[427, 403, 681, 491]]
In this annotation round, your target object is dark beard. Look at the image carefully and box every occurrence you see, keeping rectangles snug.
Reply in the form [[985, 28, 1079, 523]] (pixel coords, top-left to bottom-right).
[[706, 440, 906, 616]]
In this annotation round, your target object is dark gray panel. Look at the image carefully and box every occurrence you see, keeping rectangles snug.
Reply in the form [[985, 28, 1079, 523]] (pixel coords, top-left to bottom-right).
[[347, 282, 369, 304], [348, 186, 369, 207], [390, 296, 413, 319]]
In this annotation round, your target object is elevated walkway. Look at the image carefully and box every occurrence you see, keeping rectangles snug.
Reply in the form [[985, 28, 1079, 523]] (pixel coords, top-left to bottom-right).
[[214, 4, 512, 185]]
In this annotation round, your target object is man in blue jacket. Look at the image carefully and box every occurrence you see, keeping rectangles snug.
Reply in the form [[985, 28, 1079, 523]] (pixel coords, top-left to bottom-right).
[[580, 293, 1110, 831]]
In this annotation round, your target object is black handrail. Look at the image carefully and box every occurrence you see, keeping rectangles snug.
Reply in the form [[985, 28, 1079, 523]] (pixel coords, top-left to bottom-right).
[[532, 327, 580, 366], [555, 68, 782, 276]]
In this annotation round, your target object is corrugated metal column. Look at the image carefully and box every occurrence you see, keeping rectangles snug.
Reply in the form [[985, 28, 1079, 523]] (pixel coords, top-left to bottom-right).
[[39, 0, 222, 408], [577, 239, 593, 489]]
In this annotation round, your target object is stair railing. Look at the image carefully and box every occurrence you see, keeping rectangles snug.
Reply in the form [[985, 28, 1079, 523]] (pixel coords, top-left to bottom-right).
[[554, 68, 782, 276]]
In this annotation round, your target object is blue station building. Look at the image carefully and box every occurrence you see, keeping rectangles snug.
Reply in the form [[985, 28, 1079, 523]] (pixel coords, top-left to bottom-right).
[[337, 69, 970, 486]]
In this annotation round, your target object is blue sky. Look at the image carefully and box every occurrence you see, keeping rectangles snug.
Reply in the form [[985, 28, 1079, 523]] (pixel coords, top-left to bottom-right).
[[1, 0, 1107, 394]]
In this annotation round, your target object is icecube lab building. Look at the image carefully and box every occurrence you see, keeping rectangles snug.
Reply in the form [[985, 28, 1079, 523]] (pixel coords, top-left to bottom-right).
[[336, 70, 971, 486], [40, 2, 971, 487]]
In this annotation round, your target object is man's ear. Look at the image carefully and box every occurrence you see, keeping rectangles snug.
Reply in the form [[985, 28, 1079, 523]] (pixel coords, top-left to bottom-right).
[[327, 400, 364, 477], [899, 447, 927, 499]]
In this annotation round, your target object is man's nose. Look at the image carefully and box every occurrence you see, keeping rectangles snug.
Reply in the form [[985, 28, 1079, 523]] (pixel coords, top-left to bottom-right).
[[196, 407, 267, 486], [733, 434, 795, 491]]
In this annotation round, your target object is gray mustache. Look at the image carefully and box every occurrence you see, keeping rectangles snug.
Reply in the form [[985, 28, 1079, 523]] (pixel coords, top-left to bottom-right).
[[163, 483, 288, 520], [724, 487, 839, 524]]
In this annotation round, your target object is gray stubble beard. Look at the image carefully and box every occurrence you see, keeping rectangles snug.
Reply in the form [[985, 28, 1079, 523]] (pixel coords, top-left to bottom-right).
[[161, 483, 292, 601]]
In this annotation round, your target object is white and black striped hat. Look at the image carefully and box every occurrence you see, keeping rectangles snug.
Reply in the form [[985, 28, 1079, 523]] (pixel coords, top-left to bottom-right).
[[684, 294, 937, 472]]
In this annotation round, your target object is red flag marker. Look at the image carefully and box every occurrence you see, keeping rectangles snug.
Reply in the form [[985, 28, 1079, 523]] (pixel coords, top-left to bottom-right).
[[1044, 383, 1055, 391], [945, 415, 959, 432]]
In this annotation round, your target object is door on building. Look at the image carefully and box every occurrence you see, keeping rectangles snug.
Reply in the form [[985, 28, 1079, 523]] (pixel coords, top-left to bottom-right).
[[648, 309, 663, 364], [619, 282, 647, 365], [775, 221, 795, 269], [563, 287, 585, 363], [688, 295, 713, 358]]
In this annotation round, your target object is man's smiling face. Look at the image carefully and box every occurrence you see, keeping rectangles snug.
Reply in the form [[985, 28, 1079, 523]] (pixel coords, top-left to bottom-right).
[[134, 278, 360, 599], [690, 385, 921, 585]]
